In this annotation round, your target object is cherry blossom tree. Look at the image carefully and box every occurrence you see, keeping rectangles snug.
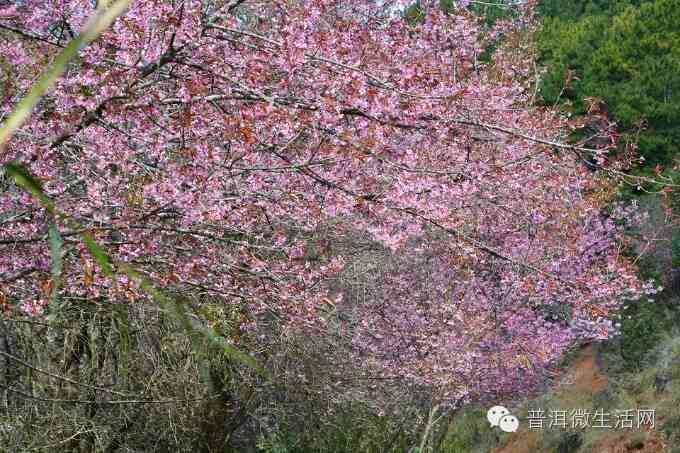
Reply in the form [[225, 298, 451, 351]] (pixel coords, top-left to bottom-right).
[[0, 0, 645, 409]]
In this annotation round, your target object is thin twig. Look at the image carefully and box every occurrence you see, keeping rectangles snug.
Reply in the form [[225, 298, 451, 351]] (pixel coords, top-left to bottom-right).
[[0, 350, 130, 397], [0, 383, 220, 405]]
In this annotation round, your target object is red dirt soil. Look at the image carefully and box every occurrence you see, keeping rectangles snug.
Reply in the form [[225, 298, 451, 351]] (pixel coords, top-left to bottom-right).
[[492, 345, 667, 453]]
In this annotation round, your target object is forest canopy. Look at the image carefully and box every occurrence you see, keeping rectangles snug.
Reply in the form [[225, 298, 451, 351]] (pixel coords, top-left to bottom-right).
[[537, 0, 680, 164]]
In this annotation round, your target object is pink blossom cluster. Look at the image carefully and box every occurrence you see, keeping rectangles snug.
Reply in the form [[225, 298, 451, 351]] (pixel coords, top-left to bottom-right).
[[0, 0, 643, 406]]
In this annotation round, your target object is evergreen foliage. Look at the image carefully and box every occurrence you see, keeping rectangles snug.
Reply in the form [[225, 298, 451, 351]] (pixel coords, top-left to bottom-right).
[[537, 0, 680, 164]]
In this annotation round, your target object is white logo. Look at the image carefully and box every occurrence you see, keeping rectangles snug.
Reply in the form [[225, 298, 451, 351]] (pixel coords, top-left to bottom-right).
[[487, 405, 519, 433], [487, 405, 510, 427], [499, 414, 519, 432]]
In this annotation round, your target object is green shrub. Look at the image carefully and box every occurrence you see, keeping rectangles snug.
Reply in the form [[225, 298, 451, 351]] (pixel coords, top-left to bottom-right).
[[556, 431, 583, 453], [618, 300, 668, 368], [439, 407, 498, 453]]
